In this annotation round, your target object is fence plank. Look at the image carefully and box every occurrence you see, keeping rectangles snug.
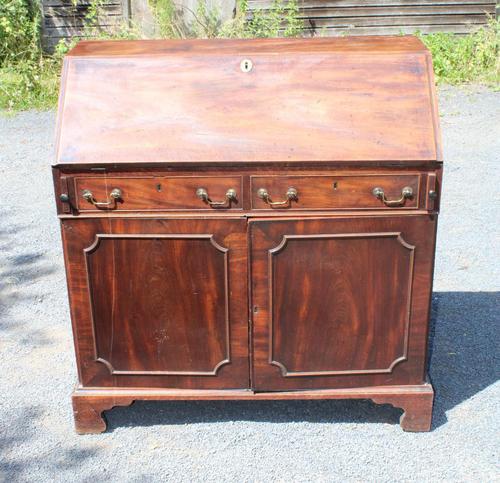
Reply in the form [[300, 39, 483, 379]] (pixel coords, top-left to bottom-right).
[[44, 16, 123, 29], [43, 0, 121, 6], [296, 5, 495, 17], [249, 0, 496, 8], [41, 0, 127, 51], [287, 23, 487, 34], [302, 14, 489, 27], [248, 0, 496, 36], [44, 5, 123, 17]]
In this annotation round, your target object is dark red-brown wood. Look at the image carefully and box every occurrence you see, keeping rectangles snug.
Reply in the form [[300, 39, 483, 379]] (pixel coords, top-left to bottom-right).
[[61, 217, 249, 389], [55, 37, 441, 165], [54, 37, 442, 434], [72, 384, 434, 434], [250, 174, 422, 210], [74, 176, 243, 212], [249, 215, 436, 391]]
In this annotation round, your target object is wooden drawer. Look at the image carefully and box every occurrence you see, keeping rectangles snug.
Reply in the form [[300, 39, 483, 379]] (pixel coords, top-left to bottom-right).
[[250, 174, 421, 210], [73, 176, 243, 211]]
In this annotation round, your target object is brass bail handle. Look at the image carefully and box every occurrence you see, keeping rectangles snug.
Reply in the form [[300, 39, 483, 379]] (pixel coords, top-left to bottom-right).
[[82, 188, 122, 208], [196, 188, 237, 208], [372, 186, 413, 207], [258, 187, 298, 207]]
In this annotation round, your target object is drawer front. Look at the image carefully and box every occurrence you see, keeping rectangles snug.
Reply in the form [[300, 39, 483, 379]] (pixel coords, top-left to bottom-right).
[[251, 174, 421, 210], [74, 176, 243, 211]]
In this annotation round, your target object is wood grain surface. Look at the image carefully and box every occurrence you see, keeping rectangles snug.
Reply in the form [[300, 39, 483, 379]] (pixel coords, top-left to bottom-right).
[[62, 217, 249, 389], [247, 0, 496, 37], [55, 37, 441, 165], [86, 235, 230, 376], [74, 176, 243, 211], [53, 166, 442, 216], [250, 174, 421, 210], [72, 383, 434, 433], [250, 215, 437, 391], [54, 37, 442, 433]]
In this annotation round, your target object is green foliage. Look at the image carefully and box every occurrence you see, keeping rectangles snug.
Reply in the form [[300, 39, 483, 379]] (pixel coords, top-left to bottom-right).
[[245, 0, 301, 38], [0, 0, 41, 65], [84, 0, 106, 26], [0, 0, 61, 110], [192, 1, 224, 38], [149, 0, 181, 38], [149, 0, 301, 39], [418, 18, 499, 85], [0, 0, 139, 110], [1, 0, 499, 111], [0, 59, 60, 111]]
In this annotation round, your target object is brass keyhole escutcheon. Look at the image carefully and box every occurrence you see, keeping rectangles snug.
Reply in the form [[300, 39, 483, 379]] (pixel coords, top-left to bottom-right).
[[240, 59, 253, 73]]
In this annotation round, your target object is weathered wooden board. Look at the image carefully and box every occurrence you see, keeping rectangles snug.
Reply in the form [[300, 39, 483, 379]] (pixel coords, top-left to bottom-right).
[[302, 14, 490, 27], [44, 5, 122, 17], [44, 0, 121, 6], [44, 16, 123, 30], [293, 5, 496, 17], [281, 23, 487, 35], [251, 0, 496, 7], [41, 0, 128, 52], [248, 0, 497, 36]]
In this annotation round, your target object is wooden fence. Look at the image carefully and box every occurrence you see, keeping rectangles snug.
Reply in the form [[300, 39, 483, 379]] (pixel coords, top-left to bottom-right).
[[247, 0, 497, 36], [41, 0, 130, 51], [41, 0, 497, 51]]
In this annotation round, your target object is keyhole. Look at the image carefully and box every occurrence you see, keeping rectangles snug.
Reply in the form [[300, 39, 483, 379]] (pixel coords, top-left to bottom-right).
[[240, 59, 253, 73], [333, 182, 338, 190], [156, 183, 162, 192]]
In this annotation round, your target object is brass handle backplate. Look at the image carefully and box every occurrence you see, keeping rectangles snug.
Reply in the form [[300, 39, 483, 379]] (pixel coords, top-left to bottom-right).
[[82, 188, 122, 208], [258, 187, 298, 207], [372, 186, 413, 207], [196, 188, 237, 208]]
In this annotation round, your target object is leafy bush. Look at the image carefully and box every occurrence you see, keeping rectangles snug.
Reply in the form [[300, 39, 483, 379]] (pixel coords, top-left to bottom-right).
[[0, 0, 62, 110], [419, 18, 499, 85], [149, 0, 301, 39], [0, 0, 499, 111], [0, 0, 141, 110], [0, 0, 40, 65], [0, 59, 60, 111], [245, 0, 301, 38]]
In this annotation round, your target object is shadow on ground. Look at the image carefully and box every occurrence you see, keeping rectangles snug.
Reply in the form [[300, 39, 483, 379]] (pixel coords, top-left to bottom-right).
[[102, 292, 499, 432], [0, 209, 57, 345], [0, 407, 103, 481]]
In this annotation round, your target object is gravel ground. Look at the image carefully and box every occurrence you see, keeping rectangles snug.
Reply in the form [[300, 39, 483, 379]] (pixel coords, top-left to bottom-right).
[[0, 85, 499, 482]]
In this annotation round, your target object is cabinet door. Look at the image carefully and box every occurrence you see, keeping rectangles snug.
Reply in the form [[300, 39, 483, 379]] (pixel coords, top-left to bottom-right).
[[62, 218, 249, 389], [250, 216, 436, 391]]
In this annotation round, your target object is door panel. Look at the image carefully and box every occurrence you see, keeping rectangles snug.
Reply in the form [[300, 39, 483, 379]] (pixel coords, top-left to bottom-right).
[[250, 216, 436, 391], [62, 218, 248, 389], [86, 235, 230, 375]]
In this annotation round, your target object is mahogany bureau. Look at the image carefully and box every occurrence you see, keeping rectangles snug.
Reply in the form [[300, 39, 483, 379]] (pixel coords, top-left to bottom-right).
[[53, 36, 442, 433]]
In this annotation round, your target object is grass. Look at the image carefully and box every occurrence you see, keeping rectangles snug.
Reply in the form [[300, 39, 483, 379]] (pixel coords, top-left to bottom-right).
[[0, 61, 60, 111], [419, 18, 499, 86], [0, 1, 498, 112]]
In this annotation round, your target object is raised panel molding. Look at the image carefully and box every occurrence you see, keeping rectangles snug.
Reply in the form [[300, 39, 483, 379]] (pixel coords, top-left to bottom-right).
[[268, 232, 415, 377], [84, 233, 231, 376]]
